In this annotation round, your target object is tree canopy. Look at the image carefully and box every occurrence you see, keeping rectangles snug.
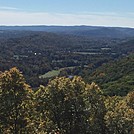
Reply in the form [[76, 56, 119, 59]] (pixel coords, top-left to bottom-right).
[[0, 68, 133, 133]]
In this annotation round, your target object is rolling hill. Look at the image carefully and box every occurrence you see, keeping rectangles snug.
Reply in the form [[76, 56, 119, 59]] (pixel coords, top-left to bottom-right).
[[0, 25, 134, 38], [87, 54, 134, 96]]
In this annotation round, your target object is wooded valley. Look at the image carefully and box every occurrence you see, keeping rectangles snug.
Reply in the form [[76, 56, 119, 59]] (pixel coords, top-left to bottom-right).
[[0, 26, 134, 133]]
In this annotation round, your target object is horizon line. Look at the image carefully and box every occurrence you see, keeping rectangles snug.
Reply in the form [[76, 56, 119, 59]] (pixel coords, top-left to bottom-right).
[[0, 25, 134, 29]]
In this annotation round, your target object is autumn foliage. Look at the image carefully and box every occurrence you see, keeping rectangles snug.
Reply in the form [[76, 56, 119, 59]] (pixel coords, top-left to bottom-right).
[[0, 68, 133, 134]]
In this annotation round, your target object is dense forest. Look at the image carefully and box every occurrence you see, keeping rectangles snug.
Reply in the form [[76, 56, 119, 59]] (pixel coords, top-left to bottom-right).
[[0, 29, 134, 88], [61, 53, 134, 96], [0, 26, 134, 133], [0, 68, 133, 134], [86, 54, 134, 96]]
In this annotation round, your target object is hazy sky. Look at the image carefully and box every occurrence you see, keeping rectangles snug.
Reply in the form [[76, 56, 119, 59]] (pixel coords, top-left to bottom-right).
[[0, 0, 134, 27]]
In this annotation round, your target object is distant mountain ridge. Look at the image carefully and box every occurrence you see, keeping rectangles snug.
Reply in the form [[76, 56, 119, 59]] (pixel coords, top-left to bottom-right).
[[0, 26, 134, 38]]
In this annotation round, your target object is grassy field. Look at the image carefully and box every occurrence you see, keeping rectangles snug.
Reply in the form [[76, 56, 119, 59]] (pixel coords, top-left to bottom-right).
[[39, 70, 60, 79], [39, 66, 77, 79]]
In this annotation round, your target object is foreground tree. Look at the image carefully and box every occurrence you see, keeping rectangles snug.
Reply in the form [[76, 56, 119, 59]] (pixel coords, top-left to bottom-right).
[[1, 67, 133, 133], [84, 83, 107, 134], [0, 68, 34, 133], [35, 76, 106, 134], [104, 92, 134, 134]]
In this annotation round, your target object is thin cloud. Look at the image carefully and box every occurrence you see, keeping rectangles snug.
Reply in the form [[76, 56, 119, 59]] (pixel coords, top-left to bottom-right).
[[0, 10, 134, 28], [0, 6, 19, 10]]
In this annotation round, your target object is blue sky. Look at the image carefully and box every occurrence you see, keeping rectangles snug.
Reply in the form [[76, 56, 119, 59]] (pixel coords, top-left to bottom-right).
[[0, 0, 134, 27]]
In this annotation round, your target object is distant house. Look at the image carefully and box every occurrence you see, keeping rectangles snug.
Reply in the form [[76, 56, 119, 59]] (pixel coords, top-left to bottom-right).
[[13, 55, 19, 60], [13, 55, 28, 60]]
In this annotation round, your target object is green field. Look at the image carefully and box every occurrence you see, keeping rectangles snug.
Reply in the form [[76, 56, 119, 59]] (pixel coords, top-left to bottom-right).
[[39, 70, 60, 79], [39, 66, 77, 79]]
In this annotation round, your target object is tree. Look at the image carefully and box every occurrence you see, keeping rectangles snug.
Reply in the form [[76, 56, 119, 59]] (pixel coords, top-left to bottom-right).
[[104, 93, 134, 134], [35, 76, 106, 134], [84, 82, 107, 134], [35, 76, 87, 133], [0, 67, 34, 134]]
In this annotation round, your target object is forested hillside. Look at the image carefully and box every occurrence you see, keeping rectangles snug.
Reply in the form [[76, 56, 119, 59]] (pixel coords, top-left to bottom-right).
[[0, 68, 133, 134], [86, 54, 134, 96]]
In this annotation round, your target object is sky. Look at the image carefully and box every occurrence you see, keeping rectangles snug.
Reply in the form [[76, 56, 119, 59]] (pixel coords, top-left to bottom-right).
[[0, 0, 134, 27]]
